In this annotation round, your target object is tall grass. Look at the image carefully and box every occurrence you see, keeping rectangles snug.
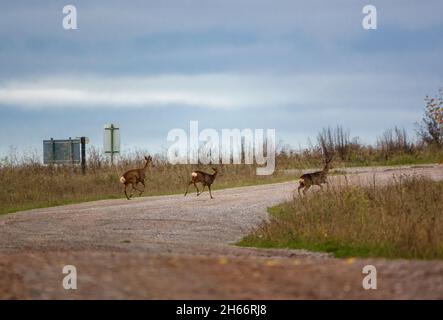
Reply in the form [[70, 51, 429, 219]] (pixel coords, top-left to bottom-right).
[[239, 176, 443, 260], [276, 138, 443, 169], [1, 132, 442, 215]]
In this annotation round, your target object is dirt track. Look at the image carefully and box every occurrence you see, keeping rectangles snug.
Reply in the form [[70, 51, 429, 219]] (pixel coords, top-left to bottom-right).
[[1, 164, 443, 299]]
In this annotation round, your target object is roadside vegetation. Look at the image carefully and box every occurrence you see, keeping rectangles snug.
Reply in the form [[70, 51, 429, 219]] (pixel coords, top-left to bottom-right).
[[1, 141, 441, 215], [239, 176, 443, 260], [239, 92, 442, 260]]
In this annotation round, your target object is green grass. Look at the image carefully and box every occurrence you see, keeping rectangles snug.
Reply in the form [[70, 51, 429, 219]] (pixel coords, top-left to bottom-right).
[[344, 149, 443, 167], [238, 176, 443, 260], [0, 195, 121, 216]]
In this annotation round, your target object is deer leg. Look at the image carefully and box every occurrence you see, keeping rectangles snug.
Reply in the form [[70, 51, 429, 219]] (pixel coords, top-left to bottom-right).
[[133, 182, 144, 193], [184, 181, 192, 196], [140, 179, 146, 188], [124, 184, 131, 200], [127, 184, 136, 199], [131, 182, 144, 196], [128, 184, 135, 198], [208, 185, 214, 199], [138, 180, 146, 195], [303, 185, 311, 195], [198, 185, 206, 196], [193, 182, 200, 195], [297, 184, 304, 196]]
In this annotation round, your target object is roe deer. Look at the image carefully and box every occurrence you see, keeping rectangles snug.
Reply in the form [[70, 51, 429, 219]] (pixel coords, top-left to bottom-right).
[[297, 157, 332, 196], [184, 167, 218, 199], [119, 156, 154, 200]]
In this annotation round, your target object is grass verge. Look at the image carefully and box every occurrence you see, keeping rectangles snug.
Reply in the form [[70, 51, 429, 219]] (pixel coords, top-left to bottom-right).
[[238, 176, 443, 260]]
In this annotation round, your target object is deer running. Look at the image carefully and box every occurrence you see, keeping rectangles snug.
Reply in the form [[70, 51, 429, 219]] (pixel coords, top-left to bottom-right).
[[184, 167, 218, 199], [297, 157, 332, 196], [119, 156, 154, 200]]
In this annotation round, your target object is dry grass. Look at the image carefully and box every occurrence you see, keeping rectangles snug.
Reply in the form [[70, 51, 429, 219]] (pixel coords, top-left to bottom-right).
[[239, 176, 443, 260], [1, 141, 442, 216]]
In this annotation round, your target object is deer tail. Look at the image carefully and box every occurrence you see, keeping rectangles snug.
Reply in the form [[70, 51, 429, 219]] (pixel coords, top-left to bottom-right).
[[119, 176, 126, 184], [298, 178, 304, 185], [191, 172, 198, 178]]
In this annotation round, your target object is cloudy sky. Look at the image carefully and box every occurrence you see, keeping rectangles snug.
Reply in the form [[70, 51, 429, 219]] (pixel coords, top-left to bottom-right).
[[0, 0, 442, 157]]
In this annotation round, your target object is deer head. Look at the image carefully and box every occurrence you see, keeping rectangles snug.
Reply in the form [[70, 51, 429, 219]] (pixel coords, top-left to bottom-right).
[[144, 155, 154, 168], [323, 155, 333, 172]]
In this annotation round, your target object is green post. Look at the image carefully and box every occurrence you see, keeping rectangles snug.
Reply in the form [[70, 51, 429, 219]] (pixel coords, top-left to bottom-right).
[[110, 124, 114, 165]]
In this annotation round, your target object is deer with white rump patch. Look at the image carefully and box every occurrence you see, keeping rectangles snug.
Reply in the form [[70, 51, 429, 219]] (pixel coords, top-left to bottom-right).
[[119, 156, 154, 200], [184, 167, 218, 199]]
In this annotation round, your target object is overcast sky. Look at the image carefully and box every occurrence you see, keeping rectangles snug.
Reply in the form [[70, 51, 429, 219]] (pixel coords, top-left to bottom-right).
[[0, 0, 442, 157]]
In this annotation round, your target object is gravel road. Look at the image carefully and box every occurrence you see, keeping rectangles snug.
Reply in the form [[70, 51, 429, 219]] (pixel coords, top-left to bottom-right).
[[1, 164, 443, 299]]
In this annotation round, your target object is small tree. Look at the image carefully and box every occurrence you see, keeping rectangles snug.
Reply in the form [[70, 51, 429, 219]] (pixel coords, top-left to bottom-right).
[[417, 88, 443, 147], [377, 127, 412, 160]]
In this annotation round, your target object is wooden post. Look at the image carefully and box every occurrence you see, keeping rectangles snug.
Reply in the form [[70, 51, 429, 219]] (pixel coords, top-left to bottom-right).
[[81, 137, 86, 174], [110, 124, 114, 166], [51, 138, 55, 164]]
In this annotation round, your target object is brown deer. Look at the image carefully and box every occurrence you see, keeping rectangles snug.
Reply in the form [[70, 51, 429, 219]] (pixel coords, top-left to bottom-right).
[[119, 156, 154, 200], [184, 167, 218, 199], [297, 156, 332, 196]]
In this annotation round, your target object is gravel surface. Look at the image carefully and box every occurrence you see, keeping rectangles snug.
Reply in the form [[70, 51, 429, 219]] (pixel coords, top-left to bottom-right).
[[1, 164, 443, 299]]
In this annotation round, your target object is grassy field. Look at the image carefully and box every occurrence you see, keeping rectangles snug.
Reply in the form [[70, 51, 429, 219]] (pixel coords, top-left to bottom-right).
[[1, 142, 442, 216], [238, 176, 443, 260]]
